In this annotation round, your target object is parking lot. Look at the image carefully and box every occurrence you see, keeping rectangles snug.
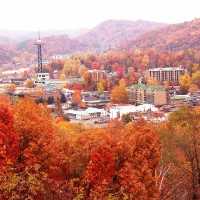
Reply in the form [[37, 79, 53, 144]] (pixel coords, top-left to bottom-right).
[[69, 117, 110, 127]]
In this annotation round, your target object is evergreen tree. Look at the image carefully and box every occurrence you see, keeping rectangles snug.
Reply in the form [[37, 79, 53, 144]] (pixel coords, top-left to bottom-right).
[[37, 97, 44, 104], [47, 96, 54, 104], [60, 93, 66, 104]]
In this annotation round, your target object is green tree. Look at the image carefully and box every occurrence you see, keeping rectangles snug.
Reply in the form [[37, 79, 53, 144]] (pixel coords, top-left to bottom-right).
[[121, 113, 132, 124]]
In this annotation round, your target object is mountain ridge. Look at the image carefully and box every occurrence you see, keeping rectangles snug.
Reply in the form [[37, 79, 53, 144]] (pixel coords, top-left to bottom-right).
[[4, 19, 200, 65]]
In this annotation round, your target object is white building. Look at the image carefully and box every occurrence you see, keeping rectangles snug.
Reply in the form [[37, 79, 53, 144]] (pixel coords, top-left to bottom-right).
[[64, 107, 108, 120], [109, 104, 158, 119], [35, 73, 50, 84], [148, 67, 184, 83]]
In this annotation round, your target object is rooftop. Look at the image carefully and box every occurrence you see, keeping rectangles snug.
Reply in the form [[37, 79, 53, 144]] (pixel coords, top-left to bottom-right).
[[149, 67, 184, 71]]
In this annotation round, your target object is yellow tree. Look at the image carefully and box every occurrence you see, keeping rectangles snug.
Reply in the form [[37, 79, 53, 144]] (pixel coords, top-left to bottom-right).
[[83, 71, 90, 89], [62, 82, 67, 88], [110, 85, 130, 104], [4, 84, 16, 92], [97, 82, 104, 95], [119, 78, 126, 87], [72, 90, 82, 104], [128, 67, 134, 74], [60, 73, 66, 79], [129, 76, 136, 84], [25, 79, 34, 88], [192, 70, 200, 88], [142, 55, 149, 69], [165, 56, 171, 66], [165, 105, 200, 200], [63, 59, 73, 76], [192, 63, 199, 72], [147, 77, 159, 86], [35, 83, 44, 90], [78, 65, 87, 76], [163, 81, 169, 89], [12, 96, 20, 105], [12, 56, 20, 63], [189, 83, 198, 91], [179, 73, 191, 90]]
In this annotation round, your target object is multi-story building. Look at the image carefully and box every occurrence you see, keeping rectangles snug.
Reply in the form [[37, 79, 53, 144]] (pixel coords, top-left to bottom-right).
[[87, 69, 106, 83], [148, 67, 185, 83], [128, 83, 168, 105], [34, 73, 50, 84]]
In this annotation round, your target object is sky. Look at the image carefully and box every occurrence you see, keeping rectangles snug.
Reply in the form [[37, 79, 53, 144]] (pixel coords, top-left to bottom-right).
[[1, 0, 200, 31]]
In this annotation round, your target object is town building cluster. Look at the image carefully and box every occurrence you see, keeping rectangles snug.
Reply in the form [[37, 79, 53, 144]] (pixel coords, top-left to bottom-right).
[[0, 66, 196, 125], [0, 46, 197, 125]]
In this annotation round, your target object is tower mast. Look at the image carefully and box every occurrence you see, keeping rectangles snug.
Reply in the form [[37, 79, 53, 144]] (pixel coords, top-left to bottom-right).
[[34, 31, 44, 73]]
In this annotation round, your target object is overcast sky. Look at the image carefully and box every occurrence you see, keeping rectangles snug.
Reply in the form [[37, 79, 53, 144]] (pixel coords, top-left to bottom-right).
[[1, 0, 200, 31]]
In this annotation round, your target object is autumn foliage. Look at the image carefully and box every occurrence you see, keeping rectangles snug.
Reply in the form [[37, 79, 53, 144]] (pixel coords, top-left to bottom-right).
[[155, 105, 200, 200], [0, 98, 161, 199]]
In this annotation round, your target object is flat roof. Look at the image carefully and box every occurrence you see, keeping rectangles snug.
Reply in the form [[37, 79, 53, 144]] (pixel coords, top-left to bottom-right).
[[66, 107, 104, 115], [149, 67, 184, 71], [170, 95, 190, 100]]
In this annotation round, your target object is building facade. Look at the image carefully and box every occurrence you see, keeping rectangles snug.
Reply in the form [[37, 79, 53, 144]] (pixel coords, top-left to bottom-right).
[[128, 83, 168, 105], [34, 73, 50, 84], [109, 104, 159, 119], [148, 67, 185, 83], [87, 69, 106, 83]]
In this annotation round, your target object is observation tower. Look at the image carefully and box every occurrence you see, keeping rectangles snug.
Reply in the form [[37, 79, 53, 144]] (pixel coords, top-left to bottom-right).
[[34, 32, 44, 73]]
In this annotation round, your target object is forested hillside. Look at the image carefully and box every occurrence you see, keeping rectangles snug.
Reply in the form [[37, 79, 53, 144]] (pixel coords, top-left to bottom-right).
[[121, 18, 200, 52], [76, 19, 167, 51], [1, 96, 200, 199], [17, 35, 88, 58], [1, 18, 200, 71], [0, 19, 167, 64]]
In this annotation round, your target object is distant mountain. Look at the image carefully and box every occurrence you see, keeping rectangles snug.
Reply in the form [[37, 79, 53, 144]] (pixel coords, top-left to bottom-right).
[[0, 28, 89, 42], [0, 35, 17, 46], [6, 19, 200, 65], [75, 19, 168, 51], [19, 20, 167, 57], [16, 35, 88, 58], [120, 18, 200, 52], [0, 34, 89, 64], [41, 28, 89, 39]]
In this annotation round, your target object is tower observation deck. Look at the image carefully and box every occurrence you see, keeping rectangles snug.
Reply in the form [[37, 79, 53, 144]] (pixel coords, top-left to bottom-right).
[[34, 34, 44, 73]]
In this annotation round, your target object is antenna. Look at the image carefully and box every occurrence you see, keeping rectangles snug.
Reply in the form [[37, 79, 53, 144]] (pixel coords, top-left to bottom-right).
[[38, 30, 40, 40]]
